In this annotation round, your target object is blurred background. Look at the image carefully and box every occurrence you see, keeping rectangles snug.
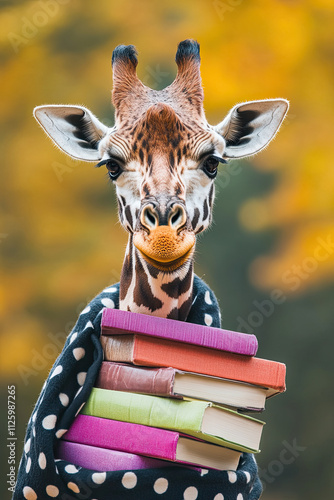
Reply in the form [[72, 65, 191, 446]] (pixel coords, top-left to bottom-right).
[[1, 0, 333, 498]]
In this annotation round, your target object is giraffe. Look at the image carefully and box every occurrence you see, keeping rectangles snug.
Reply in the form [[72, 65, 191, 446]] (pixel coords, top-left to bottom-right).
[[34, 39, 288, 321]]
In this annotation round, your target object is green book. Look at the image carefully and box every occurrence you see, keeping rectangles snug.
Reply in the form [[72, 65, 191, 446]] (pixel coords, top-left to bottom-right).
[[81, 388, 265, 453]]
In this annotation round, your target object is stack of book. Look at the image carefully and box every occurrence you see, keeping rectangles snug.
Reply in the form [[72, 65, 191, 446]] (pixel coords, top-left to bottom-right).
[[56, 309, 286, 472]]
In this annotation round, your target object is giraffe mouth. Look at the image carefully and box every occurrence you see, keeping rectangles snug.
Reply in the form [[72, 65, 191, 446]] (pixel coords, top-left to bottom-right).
[[133, 227, 195, 271], [137, 247, 195, 272]]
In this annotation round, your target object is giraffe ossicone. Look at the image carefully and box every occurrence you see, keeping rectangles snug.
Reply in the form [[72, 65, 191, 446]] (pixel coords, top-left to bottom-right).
[[34, 39, 288, 320]]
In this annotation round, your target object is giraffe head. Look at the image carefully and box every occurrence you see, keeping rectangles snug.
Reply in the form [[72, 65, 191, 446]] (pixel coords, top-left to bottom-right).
[[34, 40, 288, 272]]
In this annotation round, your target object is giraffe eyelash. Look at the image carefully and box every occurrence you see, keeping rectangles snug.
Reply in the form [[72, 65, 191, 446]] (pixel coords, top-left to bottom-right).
[[209, 155, 228, 164], [94, 158, 124, 168]]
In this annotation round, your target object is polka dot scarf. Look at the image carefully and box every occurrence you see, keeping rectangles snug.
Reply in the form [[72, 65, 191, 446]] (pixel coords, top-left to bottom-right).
[[14, 275, 263, 499]]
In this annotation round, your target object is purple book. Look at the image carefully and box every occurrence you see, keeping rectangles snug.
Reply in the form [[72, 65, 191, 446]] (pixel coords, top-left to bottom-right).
[[61, 414, 241, 471], [101, 308, 258, 356], [56, 441, 183, 471]]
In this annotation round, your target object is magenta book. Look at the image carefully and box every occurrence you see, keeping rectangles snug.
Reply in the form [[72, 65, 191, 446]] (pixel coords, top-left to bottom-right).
[[56, 441, 180, 471], [62, 414, 241, 471], [101, 308, 258, 356]]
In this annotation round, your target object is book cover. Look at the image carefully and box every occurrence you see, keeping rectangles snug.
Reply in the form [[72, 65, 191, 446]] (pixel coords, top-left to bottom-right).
[[101, 334, 286, 392], [95, 361, 277, 410], [61, 414, 241, 471], [101, 307, 258, 356], [56, 440, 188, 471], [80, 388, 264, 453]]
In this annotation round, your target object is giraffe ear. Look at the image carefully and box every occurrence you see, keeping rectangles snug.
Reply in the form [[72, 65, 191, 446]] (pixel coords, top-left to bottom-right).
[[215, 99, 289, 159], [33, 105, 109, 161]]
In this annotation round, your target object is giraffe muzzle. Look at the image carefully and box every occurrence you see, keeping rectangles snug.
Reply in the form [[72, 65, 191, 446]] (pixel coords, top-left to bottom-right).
[[133, 202, 195, 264]]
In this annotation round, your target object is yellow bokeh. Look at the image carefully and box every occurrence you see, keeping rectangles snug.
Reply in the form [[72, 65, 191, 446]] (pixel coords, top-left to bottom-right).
[[1, 0, 334, 369]]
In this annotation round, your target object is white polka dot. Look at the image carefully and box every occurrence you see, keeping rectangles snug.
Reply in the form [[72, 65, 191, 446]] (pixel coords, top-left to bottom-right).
[[122, 471, 137, 489], [65, 464, 79, 474], [32, 412, 37, 423], [67, 482, 80, 493], [23, 486, 37, 500], [204, 290, 212, 305], [243, 471, 251, 483], [26, 457, 31, 473], [77, 372, 87, 386], [101, 298, 115, 308], [214, 495, 224, 500], [103, 286, 117, 293], [200, 469, 209, 476], [42, 414, 57, 430], [56, 429, 67, 438], [227, 471, 237, 483], [69, 332, 77, 344], [24, 438, 31, 453], [204, 313, 213, 326], [73, 347, 85, 361], [59, 393, 69, 406], [55, 466, 59, 474], [153, 477, 168, 494], [237, 495, 244, 500], [183, 486, 198, 500], [32, 426, 36, 437], [46, 485, 59, 497], [84, 321, 94, 330], [50, 365, 63, 378], [81, 306, 91, 315], [92, 472, 106, 484], [38, 452, 47, 469]]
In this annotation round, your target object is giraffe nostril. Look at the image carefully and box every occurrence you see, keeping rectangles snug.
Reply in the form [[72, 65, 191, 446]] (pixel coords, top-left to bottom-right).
[[141, 205, 158, 230], [169, 205, 186, 230]]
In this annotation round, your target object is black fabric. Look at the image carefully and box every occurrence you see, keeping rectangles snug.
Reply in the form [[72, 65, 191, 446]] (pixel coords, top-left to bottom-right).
[[14, 275, 262, 500]]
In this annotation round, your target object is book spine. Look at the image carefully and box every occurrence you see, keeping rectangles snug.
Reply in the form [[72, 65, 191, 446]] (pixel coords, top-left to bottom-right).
[[56, 440, 182, 471], [95, 362, 176, 397], [81, 388, 207, 436], [63, 414, 180, 461], [101, 308, 258, 356]]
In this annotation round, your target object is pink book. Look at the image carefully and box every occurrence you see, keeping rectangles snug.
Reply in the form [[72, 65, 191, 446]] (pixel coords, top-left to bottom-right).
[[62, 414, 241, 471], [101, 308, 258, 356], [56, 440, 181, 471]]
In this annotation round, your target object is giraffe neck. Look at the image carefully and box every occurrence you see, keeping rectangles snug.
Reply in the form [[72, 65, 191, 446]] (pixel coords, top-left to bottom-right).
[[119, 235, 194, 320]]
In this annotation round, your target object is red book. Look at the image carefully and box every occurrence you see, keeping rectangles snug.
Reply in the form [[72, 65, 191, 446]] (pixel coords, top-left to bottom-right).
[[100, 334, 286, 392]]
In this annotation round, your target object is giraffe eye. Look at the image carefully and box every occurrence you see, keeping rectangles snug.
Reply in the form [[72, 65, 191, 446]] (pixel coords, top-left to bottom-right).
[[202, 156, 219, 178], [105, 159, 122, 180], [95, 159, 123, 180]]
